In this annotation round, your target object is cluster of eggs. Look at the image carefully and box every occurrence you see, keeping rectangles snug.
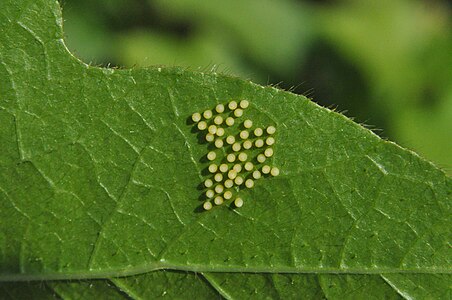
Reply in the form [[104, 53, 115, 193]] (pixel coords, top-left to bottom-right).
[[191, 100, 279, 210]]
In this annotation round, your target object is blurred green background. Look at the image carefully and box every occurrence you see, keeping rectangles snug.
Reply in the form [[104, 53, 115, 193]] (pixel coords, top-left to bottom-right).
[[59, 0, 451, 174]]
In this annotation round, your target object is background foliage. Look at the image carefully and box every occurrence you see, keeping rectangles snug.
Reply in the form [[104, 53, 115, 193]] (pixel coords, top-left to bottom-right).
[[60, 0, 452, 174]]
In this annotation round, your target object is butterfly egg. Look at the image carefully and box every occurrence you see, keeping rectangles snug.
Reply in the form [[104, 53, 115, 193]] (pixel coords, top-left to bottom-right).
[[262, 165, 271, 174], [234, 198, 244, 208], [203, 201, 213, 210], [238, 152, 248, 162], [219, 163, 229, 173], [227, 153, 236, 163], [198, 121, 207, 130], [240, 100, 249, 109], [226, 135, 235, 145], [234, 176, 244, 185], [207, 151, 216, 161], [233, 164, 242, 173], [232, 142, 241, 152], [244, 161, 254, 171], [252, 170, 262, 179], [224, 190, 233, 200], [266, 137, 275, 146], [255, 139, 264, 148], [264, 148, 274, 157], [225, 117, 235, 127], [243, 119, 253, 128], [257, 154, 266, 163], [214, 116, 223, 125], [240, 130, 249, 139], [215, 184, 224, 194], [216, 127, 225, 137], [228, 101, 238, 110], [234, 108, 244, 118], [203, 110, 213, 119], [192, 112, 201, 123], [204, 179, 213, 188], [228, 169, 238, 180], [245, 179, 254, 188], [214, 173, 223, 182], [271, 167, 280, 176], [254, 128, 263, 137], [208, 125, 217, 135], [224, 179, 234, 188], [215, 104, 225, 113], [214, 196, 224, 205], [205, 133, 215, 142], [215, 139, 224, 148], [206, 189, 215, 198], [243, 140, 252, 149], [267, 126, 276, 134], [208, 164, 218, 173]]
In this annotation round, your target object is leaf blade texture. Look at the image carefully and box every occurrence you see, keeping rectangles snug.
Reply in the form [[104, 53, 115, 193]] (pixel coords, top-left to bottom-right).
[[0, 3, 451, 299]]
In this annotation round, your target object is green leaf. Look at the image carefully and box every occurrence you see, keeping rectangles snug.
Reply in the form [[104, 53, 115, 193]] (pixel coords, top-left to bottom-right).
[[0, 270, 221, 299], [0, 281, 57, 300], [0, 0, 451, 298], [205, 272, 452, 299], [3, 271, 452, 299]]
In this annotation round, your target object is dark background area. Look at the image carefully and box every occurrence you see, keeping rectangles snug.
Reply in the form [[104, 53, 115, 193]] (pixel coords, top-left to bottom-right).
[[59, 0, 452, 173]]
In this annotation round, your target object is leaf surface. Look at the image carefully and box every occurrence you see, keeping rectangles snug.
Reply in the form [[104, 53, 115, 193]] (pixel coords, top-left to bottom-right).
[[2, 271, 452, 299], [0, 270, 221, 299], [0, 1, 451, 299], [206, 272, 452, 299]]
